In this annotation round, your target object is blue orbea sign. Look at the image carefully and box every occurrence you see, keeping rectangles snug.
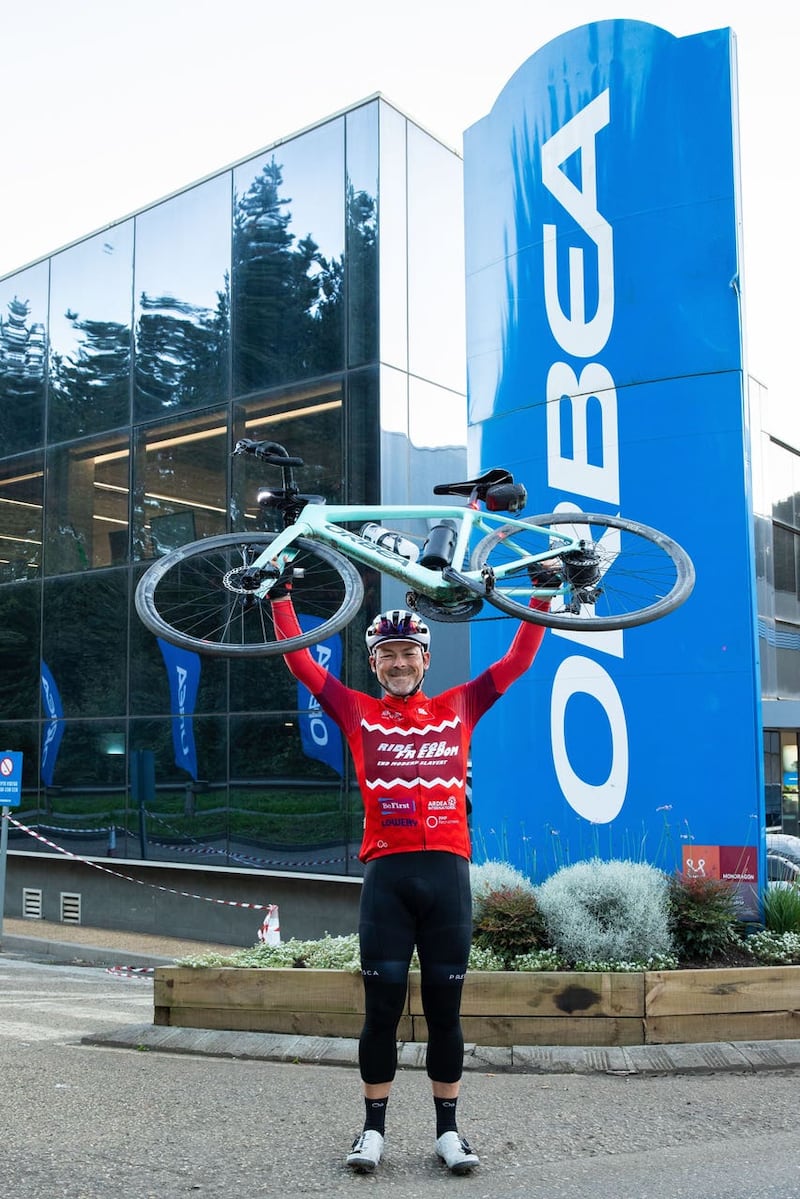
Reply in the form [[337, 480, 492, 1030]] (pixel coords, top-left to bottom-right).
[[464, 21, 763, 907]]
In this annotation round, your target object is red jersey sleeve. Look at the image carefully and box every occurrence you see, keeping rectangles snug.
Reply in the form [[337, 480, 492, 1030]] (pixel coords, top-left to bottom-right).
[[271, 596, 363, 736], [439, 600, 548, 728]]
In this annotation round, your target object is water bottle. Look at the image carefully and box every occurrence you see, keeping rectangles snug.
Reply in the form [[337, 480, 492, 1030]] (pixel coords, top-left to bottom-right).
[[360, 523, 420, 563]]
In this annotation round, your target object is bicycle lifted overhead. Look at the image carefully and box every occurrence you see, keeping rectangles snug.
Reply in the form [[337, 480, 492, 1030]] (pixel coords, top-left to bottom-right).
[[134, 439, 695, 656]]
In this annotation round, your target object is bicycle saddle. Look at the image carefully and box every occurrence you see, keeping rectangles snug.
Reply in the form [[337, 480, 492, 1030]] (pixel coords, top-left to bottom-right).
[[433, 468, 513, 498], [234, 439, 305, 467]]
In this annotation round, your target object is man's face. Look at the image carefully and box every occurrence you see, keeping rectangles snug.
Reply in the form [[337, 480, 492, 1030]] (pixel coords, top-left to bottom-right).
[[370, 639, 430, 697]]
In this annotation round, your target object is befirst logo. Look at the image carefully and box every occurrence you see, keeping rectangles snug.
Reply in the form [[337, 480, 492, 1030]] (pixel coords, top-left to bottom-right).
[[541, 88, 628, 824]]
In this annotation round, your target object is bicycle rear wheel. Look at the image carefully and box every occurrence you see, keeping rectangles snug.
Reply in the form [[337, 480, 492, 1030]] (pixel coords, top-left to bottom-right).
[[135, 532, 364, 656], [470, 512, 694, 631]]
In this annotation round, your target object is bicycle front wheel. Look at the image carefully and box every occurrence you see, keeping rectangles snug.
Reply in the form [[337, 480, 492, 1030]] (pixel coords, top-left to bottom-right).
[[471, 512, 695, 631], [135, 532, 364, 656]]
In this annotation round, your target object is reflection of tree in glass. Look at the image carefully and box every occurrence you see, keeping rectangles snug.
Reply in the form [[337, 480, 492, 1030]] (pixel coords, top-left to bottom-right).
[[0, 297, 46, 450], [135, 278, 230, 414], [233, 158, 345, 391], [0, 583, 40, 718], [49, 312, 131, 438], [346, 183, 378, 364], [43, 574, 128, 718]]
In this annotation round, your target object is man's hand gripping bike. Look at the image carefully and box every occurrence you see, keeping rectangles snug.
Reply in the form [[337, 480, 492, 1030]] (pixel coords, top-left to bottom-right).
[[135, 440, 695, 656]]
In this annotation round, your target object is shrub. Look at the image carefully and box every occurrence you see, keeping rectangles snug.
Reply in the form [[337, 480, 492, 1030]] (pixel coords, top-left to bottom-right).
[[536, 858, 673, 965], [470, 859, 535, 921], [472, 886, 548, 966], [762, 884, 800, 935], [667, 873, 738, 962]]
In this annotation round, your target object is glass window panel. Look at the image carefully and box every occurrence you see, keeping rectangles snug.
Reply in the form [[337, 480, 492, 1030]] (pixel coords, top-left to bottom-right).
[[773, 526, 795, 624], [45, 433, 130, 574], [133, 175, 231, 421], [231, 382, 344, 533], [776, 627, 800, 699], [346, 102, 379, 367], [132, 410, 228, 561], [378, 104, 408, 371], [228, 646, 300, 715], [770, 442, 796, 527], [42, 573, 128, 717], [0, 451, 43, 580], [0, 262, 48, 454], [407, 124, 466, 392], [773, 525, 800, 623], [129, 716, 229, 866], [48, 223, 133, 443], [29, 719, 128, 855], [232, 119, 345, 396], [344, 366, 379, 503], [378, 364, 418, 505], [229, 713, 355, 875], [130, 567, 228, 716], [0, 579, 40, 718]]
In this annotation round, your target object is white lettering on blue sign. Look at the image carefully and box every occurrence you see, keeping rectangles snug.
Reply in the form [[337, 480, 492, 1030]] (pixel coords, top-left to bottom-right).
[[308, 642, 332, 747], [176, 665, 190, 756], [542, 87, 628, 823], [41, 674, 58, 771]]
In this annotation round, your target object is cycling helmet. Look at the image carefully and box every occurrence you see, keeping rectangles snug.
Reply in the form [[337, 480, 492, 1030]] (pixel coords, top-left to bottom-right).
[[365, 609, 431, 654]]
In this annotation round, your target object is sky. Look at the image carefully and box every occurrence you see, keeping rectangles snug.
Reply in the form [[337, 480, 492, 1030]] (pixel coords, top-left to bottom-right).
[[0, 0, 797, 404]]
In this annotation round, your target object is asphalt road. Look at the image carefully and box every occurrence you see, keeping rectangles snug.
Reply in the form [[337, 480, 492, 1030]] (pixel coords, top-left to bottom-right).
[[1, 956, 799, 1198]]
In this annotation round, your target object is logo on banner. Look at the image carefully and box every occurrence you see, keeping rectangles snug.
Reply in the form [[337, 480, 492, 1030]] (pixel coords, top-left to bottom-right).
[[40, 662, 65, 787], [296, 616, 343, 775], [157, 639, 200, 780]]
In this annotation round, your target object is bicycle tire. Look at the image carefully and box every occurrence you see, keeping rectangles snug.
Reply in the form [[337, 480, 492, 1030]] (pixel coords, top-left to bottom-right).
[[135, 532, 364, 656], [470, 511, 695, 631]]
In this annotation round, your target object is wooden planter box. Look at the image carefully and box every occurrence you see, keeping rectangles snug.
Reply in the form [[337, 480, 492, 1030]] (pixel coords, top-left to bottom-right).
[[154, 964, 800, 1046]]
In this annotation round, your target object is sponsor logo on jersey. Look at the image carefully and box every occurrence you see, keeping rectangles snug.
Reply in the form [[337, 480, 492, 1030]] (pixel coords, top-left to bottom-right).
[[377, 797, 415, 813]]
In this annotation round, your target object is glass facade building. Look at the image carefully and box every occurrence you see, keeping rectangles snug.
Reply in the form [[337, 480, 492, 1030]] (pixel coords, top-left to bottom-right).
[[752, 379, 800, 837], [0, 98, 467, 881]]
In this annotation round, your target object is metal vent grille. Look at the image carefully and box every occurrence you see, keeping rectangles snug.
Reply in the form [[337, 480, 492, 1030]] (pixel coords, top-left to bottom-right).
[[22, 888, 43, 919], [59, 892, 82, 924]]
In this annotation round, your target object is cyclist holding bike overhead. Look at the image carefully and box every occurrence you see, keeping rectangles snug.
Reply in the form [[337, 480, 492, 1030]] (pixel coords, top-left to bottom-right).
[[270, 585, 551, 1175]]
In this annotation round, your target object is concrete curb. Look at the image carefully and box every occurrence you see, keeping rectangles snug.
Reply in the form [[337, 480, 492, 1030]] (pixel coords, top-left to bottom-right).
[[7, 933, 800, 1077], [80, 1021, 800, 1076], [0, 933, 178, 968]]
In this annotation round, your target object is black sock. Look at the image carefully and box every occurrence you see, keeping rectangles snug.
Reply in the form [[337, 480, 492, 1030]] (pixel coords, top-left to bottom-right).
[[364, 1096, 388, 1135], [434, 1095, 458, 1137]]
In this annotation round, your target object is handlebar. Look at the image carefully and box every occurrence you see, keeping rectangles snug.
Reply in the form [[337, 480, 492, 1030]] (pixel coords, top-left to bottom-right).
[[233, 439, 305, 467]]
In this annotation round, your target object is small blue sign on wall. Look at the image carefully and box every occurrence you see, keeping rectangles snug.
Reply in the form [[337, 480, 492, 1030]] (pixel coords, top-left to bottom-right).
[[464, 21, 764, 900], [0, 751, 23, 808]]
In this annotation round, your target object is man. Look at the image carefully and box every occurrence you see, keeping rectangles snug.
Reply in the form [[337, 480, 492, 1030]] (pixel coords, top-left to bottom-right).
[[271, 594, 548, 1174]]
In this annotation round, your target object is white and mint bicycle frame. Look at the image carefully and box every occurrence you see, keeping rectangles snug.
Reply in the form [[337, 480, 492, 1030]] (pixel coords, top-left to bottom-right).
[[257, 500, 572, 605], [135, 443, 694, 656]]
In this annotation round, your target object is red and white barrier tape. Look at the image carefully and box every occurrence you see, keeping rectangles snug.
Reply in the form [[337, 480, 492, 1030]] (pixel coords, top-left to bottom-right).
[[5, 813, 277, 912], [15, 820, 356, 870]]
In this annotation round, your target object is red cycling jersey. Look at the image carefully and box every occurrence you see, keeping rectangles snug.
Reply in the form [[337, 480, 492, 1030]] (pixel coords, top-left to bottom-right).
[[273, 599, 546, 863]]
